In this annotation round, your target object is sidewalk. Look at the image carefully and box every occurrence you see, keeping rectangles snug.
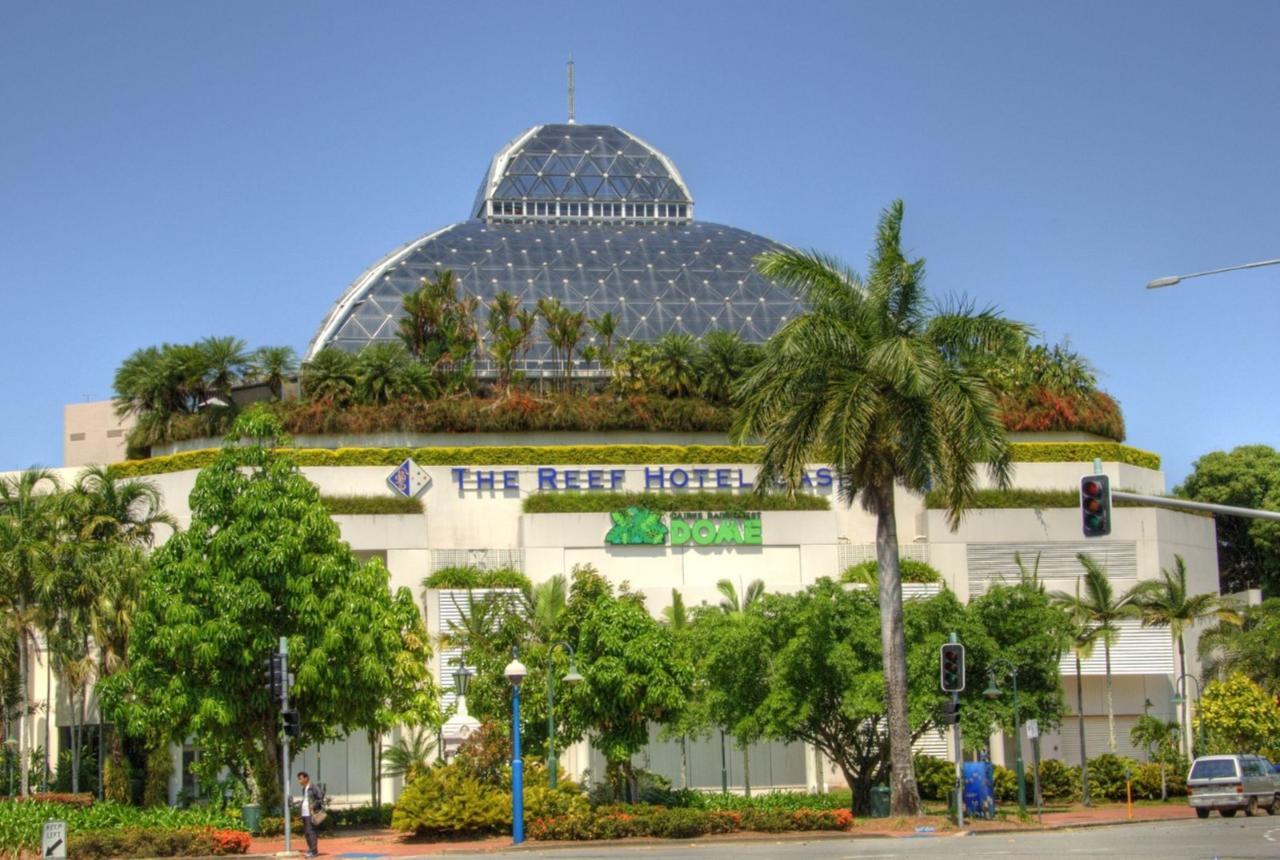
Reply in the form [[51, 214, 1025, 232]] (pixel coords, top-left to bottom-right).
[[245, 802, 1197, 857]]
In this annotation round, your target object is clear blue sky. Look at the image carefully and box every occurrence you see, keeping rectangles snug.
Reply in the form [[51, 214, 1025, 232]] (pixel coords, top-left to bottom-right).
[[2, 2, 1277, 485]]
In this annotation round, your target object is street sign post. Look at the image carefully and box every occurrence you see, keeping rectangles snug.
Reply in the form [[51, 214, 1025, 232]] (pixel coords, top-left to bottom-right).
[[42, 821, 66, 859], [1025, 720, 1042, 820]]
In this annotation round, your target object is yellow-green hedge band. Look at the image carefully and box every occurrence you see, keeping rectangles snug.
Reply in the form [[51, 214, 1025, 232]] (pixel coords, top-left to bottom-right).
[[109, 441, 1160, 479]]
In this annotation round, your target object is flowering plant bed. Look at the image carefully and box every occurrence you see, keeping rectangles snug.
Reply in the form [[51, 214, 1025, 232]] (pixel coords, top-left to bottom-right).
[[527, 804, 854, 841]]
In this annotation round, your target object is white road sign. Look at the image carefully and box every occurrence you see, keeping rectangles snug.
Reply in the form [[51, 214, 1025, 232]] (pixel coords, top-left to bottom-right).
[[42, 821, 67, 859], [1025, 719, 1039, 739]]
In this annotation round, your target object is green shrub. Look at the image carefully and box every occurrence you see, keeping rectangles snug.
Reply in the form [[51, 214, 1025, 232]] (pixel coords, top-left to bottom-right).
[[526, 804, 851, 841], [1087, 753, 1138, 801], [422, 566, 531, 590], [111, 441, 1160, 476], [523, 491, 829, 514], [993, 765, 1018, 802], [843, 560, 942, 586], [1129, 761, 1187, 799], [392, 767, 508, 835], [0, 800, 242, 856], [320, 495, 423, 515], [1036, 759, 1080, 802], [67, 825, 249, 859], [327, 803, 395, 829], [692, 790, 852, 812], [914, 755, 957, 801]]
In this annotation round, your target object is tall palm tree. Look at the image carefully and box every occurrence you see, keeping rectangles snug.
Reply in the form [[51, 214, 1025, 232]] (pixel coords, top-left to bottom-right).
[[1056, 579, 1101, 805], [1051, 554, 1146, 754], [71, 466, 172, 547], [733, 200, 1028, 815], [196, 336, 250, 398], [661, 589, 692, 789], [1135, 555, 1239, 757], [89, 545, 146, 801], [0, 469, 64, 795], [588, 312, 619, 369], [522, 575, 568, 645]]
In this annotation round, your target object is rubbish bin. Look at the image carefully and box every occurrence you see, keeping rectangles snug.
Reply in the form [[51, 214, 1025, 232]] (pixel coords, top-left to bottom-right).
[[869, 784, 891, 818], [962, 761, 996, 820], [240, 803, 262, 836]]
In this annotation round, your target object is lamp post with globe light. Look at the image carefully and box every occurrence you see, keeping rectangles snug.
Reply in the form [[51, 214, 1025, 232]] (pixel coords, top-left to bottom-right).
[[504, 653, 528, 844], [1170, 673, 1205, 758], [546, 642, 584, 789]]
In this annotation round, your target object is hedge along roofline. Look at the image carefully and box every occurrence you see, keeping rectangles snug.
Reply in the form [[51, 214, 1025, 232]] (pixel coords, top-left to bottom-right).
[[320, 495, 424, 515], [109, 440, 1161, 478], [522, 491, 831, 514]]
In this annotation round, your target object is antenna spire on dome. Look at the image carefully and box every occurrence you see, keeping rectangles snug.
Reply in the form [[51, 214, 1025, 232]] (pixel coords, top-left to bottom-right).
[[567, 57, 576, 124]]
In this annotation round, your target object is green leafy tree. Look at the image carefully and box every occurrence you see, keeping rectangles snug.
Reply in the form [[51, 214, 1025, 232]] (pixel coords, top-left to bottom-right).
[[1051, 554, 1146, 753], [1198, 598, 1280, 697], [561, 567, 689, 798], [587, 312, 619, 369], [1195, 673, 1280, 761], [486, 291, 532, 388], [1136, 554, 1240, 757], [399, 269, 480, 389], [101, 410, 437, 811], [1175, 445, 1280, 595], [733, 200, 1029, 814]]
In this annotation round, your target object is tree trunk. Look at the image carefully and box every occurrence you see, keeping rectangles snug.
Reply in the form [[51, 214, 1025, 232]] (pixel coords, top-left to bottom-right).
[[1104, 641, 1116, 753], [17, 633, 29, 796], [680, 735, 688, 790], [742, 741, 750, 798], [1076, 654, 1090, 806], [253, 728, 283, 814], [873, 482, 920, 816]]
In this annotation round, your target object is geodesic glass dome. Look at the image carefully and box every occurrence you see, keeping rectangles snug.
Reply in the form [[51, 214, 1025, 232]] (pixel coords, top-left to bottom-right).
[[307, 123, 803, 375]]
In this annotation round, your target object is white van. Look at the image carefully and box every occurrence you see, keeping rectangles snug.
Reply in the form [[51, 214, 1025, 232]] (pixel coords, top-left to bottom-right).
[[1186, 755, 1280, 818]]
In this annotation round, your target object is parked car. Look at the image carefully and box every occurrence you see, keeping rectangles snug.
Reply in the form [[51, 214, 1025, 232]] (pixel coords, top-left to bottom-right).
[[1186, 755, 1280, 818]]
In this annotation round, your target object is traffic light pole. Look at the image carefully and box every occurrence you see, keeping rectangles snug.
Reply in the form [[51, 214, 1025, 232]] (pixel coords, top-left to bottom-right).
[[949, 633, 963, 829], [279, 637, 292, 856]]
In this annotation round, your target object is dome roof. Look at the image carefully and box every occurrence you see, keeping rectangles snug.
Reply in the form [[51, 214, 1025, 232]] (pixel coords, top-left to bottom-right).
[[307, 122, 802, 370], [471, 124, 693, 219]]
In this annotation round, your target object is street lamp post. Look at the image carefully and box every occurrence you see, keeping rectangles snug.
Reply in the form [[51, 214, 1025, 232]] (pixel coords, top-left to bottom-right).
[[546, 642, 584, 789], [984, 660, 1028, 813], [1146, 257, 1280, 289], [1170, 674, 1205, 758], [504, 654, 528, 845]]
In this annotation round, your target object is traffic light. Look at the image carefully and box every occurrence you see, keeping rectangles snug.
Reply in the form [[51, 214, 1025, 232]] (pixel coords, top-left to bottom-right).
[[266, 654, 284, 702], [282, 709, 300, 738], [942, 701, 962, 725], [940, 643, 965, 693], [1080, 474, 1112, 537]]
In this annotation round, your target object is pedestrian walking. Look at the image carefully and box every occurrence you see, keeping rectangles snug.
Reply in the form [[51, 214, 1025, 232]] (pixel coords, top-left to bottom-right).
[[296, 771, 325, 857]]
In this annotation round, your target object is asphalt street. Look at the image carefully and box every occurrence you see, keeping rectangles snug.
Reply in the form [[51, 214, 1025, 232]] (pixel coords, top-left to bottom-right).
[[480, 816, 1280, 859]]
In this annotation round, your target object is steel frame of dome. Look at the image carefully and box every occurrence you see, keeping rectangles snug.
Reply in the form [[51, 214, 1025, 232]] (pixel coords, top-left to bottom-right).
[[308, 123, 802, 374]]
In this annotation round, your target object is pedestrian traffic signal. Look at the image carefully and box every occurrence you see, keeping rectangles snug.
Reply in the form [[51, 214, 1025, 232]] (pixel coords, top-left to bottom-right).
[[942, 701, 962, 725], [282, 709, 300, 738], [1080, 474, 1112, 537], [940, 643, 965, 693], [266, 654, 284, 702]]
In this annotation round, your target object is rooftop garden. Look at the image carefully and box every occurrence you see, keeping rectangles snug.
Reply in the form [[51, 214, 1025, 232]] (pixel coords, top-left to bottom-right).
[[112, 272, 1125, 457]]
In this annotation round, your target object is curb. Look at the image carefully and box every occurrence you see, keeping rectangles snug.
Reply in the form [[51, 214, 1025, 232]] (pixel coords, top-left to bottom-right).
[[965, 814, 1195, 836]]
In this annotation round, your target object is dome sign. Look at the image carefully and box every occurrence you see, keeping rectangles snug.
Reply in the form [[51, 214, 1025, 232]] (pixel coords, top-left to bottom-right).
[[604, 507, 763, 547]]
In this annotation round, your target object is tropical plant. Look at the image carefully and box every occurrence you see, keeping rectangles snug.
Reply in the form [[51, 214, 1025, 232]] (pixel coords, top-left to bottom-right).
[[1051, 554, 1147, 754], [1135, 555, 1240, 757], [353, 343, 436, 405], [1195, 674, 1280, 761], [381, 726, 437, 782], [587, 312, 619, 368], [195, 336, 250, 398], [652, 334, 699, 398], [1198, 598, 1280, 696], [715, 579, 765, 615], [1057, 578, 1100, 805], [538, 298, 587, 390], [0, 469, 65, 795], [695, 330, 758, 404], [398, 270, 480, 389], [247, 346, 298, 398], [300, 347, 358, 404], [733, 200, 1029, 814], [485, 291, 532, 387]]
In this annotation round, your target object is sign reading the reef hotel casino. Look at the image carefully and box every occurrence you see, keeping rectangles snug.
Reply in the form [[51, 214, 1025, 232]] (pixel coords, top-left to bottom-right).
[[449, 465, 838, 492]]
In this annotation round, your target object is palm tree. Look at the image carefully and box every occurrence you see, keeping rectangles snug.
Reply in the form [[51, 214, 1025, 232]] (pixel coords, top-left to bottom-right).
[[662, 589, 692, 789], [695, 330, 748, 403], [354, 343, 435, 405], [588, 313, 619, 369], [196, 336, 250, 398], [1135, 555, 1239, 757], [248, 346, 298, 398], [1056, 579, 1101, 805], [733, 200, 1028, 814], [716, 578, 765, 615], [301, 348, 358, 404], [71, 466, 172, 547], [381, 726, 436, 782], [0, 469, 64, 795], [88, 545, 146, 802], [653, 334, 699, 397], [1051, 554, 1146, 754], [523, 575, 568, 645]]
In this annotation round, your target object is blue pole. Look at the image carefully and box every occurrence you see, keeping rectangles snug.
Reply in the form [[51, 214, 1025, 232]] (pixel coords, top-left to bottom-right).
[[512, 683, 524, 844]]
